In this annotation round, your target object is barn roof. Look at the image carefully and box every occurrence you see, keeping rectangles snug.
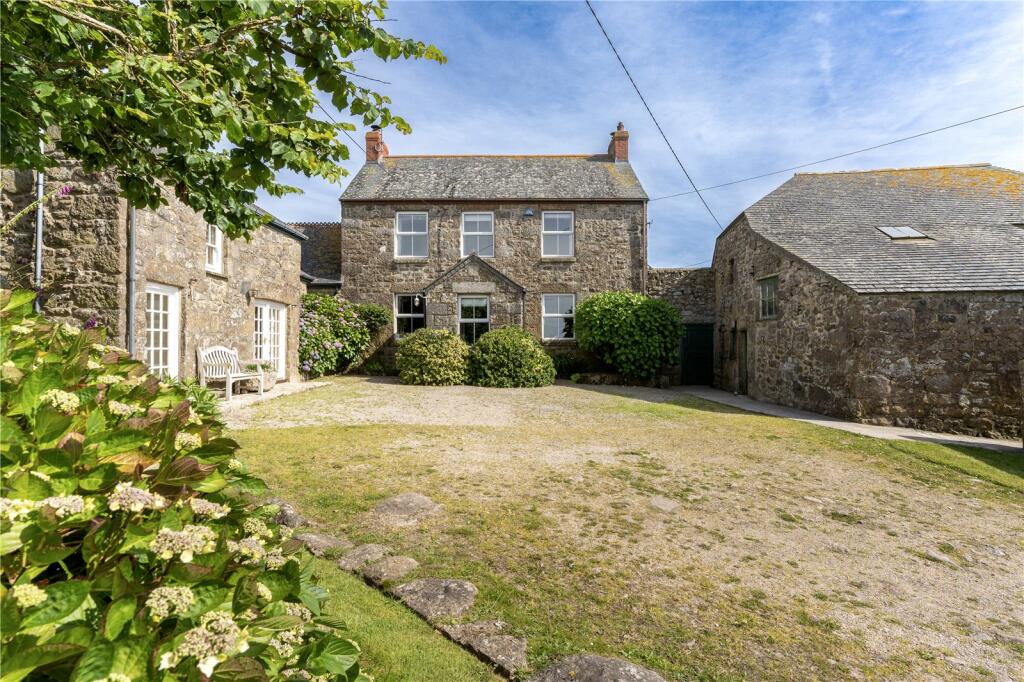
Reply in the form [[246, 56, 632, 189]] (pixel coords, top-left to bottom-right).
[[735, 164, 1024, 293]]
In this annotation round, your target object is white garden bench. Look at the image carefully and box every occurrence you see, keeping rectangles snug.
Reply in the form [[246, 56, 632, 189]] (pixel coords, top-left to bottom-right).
[[197, 346, 263, 402]]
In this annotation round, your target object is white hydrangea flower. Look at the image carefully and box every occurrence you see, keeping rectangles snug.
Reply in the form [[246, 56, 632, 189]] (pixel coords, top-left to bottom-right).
[[11, 583, 47, 609], [40, 389, 79, 414], [189, 497, 230, 520], [107, 400, 139, 417], [86, 359, 103, 370], [242, 518, 272, 539], [226, 458, 244, 472], [96, 374, 123, 385], [268, 627, 305, 659], [174, 432, 202, 452], [283, 602, 313, 623], [107, 482, 167, 513], [98, 674, 132, 682], [160, 611, 248, 676], [39, 494, 86, 518], [227, 536, 266, 566], [59, 323, 81, 337], [255, 583, 273, 603], [10, 324, 31, 334], [0, 497, 38, 522], [265, 547, 293, 570], [29, 470, 51, 482], [146, 586, 195, 622], [150, 524, 217, 563]]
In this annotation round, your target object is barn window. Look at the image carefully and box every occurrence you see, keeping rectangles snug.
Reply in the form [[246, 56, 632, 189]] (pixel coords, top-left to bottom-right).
[[758, 276, 778, 320]]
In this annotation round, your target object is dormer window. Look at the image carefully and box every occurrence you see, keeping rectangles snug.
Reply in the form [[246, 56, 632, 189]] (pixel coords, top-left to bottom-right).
[[877, 226, 928, 240], [205, 224, 223, 273]]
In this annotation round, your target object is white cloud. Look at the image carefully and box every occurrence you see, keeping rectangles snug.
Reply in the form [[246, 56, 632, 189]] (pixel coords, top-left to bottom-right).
[[257, 0, 1024, 267]]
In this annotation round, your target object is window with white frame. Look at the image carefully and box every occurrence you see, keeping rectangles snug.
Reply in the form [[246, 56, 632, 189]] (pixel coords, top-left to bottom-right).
[[395, 212, 428, 258], [254, 300, 287, 378], [395, 294, 426, 336], [458, 296, 489, 344], [205, 224, 223, 274], [542, 211, 574, 257], [461, 212, 494, 257], [758, 276, 779, 320], [144, 283, 180, 378], [542, 294, 575, 340]]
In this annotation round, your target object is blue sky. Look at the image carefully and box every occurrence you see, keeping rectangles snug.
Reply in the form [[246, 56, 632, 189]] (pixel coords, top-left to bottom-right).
[[257, 1, 1024, 267]]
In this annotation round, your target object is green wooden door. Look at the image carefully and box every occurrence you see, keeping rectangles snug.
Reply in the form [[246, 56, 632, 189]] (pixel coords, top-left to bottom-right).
[[681, 323, 714, 385]]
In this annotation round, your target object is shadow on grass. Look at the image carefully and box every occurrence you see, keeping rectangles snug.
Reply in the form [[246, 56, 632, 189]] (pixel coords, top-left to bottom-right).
[[561, 380, 753, 416]]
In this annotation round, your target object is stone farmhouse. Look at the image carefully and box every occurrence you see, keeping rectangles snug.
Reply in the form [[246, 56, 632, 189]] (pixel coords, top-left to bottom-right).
[[1, 130, 1020, 439], [318, 124, 649, 349], [1, 163, 306, 382], [712, 165, 1023, 439]]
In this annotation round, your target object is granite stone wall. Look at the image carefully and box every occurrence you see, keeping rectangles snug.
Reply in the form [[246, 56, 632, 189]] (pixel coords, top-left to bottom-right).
[[1, 160, 303, 382], [133, 190, 304, 381], [646, 267, 714, 323], [296, 221, 342, 282], [1, 164, 127, 335], [338, 200, 646, 343], [713, 217, 1022, 439]]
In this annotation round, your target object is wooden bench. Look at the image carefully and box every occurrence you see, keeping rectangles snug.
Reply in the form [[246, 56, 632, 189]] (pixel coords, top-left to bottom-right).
[[197, 346, 263, 402]]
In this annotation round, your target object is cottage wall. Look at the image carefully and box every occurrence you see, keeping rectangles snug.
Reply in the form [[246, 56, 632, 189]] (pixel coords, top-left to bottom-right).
[[133, 192, 303, 380], [1, 165, 127, 336], [339, 200, 646, 343]]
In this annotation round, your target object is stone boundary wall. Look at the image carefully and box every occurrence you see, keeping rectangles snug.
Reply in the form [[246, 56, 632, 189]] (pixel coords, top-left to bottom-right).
[[646, 267, 714, 323]]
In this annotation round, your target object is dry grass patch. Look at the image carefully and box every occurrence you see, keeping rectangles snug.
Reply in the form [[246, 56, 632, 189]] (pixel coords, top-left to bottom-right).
[[230, 377, 1024, 681]]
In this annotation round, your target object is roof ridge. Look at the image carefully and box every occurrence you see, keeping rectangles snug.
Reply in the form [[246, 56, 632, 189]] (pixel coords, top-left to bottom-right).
[[796, 163, 993, 176]]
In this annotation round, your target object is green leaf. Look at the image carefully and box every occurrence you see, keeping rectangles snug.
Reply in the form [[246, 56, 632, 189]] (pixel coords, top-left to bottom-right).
[[34, 408, 73, 447], [250, 614, 302, 632], [89, 429, 151, 457], [193, 469, 227, 493], [102, 597, 136, 640], [210, 656, 268, 681], [0, 524, 29, 556], [305, 637, 361, 676], [20, 580, 90, 629], [0, 637, 83, 682], [69, 636, 150, 681], [2, 290, 36, 311]]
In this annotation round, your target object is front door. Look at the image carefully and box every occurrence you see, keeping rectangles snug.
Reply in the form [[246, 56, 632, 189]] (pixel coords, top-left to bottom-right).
[[737, 330, 748, 394], [681, 323, 714, 385]]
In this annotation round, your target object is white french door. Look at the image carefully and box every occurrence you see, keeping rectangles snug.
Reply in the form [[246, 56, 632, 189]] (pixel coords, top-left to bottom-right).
[[254, 300, 287, 379], [144, 283, 181, 378]]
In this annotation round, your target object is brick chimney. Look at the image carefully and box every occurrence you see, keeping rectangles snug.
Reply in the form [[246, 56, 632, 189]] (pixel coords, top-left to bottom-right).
[[365, 126, 389, 164], [608, 122, 629, 162]]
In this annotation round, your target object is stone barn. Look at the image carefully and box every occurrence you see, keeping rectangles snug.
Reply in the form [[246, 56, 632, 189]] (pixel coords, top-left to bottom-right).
[[712, 164, 1023, 439]]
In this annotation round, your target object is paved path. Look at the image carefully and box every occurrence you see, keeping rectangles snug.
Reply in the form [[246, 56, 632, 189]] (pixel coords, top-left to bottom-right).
[[679, 386, 1022, 453], [218, 380, 327, 412]]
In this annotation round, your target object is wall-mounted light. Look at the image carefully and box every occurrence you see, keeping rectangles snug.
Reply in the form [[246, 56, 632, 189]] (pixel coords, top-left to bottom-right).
[[414, 294, 422, 307], [523, 208, 534, 217]]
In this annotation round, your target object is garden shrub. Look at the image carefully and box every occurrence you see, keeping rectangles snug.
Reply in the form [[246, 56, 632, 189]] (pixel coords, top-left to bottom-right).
[[395, 328, 468, 386], [298, 293, 370, 377], [0, 290, 366, 681], [352, 304, 391, 335], [468, 327, 556, 388], [575, 291, 683, 381], [548, 349, 607, 379]]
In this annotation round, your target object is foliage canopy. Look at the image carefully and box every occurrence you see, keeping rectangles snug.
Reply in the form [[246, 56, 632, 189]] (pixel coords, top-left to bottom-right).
[[575, 291, 683, 381], [0, 290, 366, 680], [0, 0, 444, 238]]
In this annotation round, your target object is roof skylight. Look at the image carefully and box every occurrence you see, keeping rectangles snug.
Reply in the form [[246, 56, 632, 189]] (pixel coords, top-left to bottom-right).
[[877, 226, 928, 240]]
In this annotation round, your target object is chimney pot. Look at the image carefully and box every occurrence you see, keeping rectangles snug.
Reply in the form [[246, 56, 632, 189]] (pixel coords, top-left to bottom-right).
[[365, 128, 389, 164], [608, 122, 629, 162]]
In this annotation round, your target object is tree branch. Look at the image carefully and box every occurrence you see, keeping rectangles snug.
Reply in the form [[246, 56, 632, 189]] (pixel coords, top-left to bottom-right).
[[178, 17, 281, 59], [165, 0, 178, 54], [37, 0, 131, 46]]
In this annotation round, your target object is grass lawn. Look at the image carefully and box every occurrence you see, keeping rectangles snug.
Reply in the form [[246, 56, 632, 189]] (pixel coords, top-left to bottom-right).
[[229, 377, 1024, 681]]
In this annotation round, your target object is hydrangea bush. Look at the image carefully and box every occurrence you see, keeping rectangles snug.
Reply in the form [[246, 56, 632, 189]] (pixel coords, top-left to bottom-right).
[[575, 291, 684, 381], [0, 290, 367, 681], [298, 294, 370, 378], [467, 327, 556, 388], [394, 329, 468, 386]]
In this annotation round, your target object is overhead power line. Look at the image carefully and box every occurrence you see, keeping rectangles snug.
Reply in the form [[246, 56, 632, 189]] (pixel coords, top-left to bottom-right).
[[314, 100, 365, 153], [585, 0, 722, 229], [650, 104, 1024, 201]]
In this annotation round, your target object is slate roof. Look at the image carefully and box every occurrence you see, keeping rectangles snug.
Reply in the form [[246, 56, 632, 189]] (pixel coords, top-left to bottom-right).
[[735, 164, 1024, 293], [251, 206, 308, 241], [422, 254, 526, 294], [340, 155, 647, 202]]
